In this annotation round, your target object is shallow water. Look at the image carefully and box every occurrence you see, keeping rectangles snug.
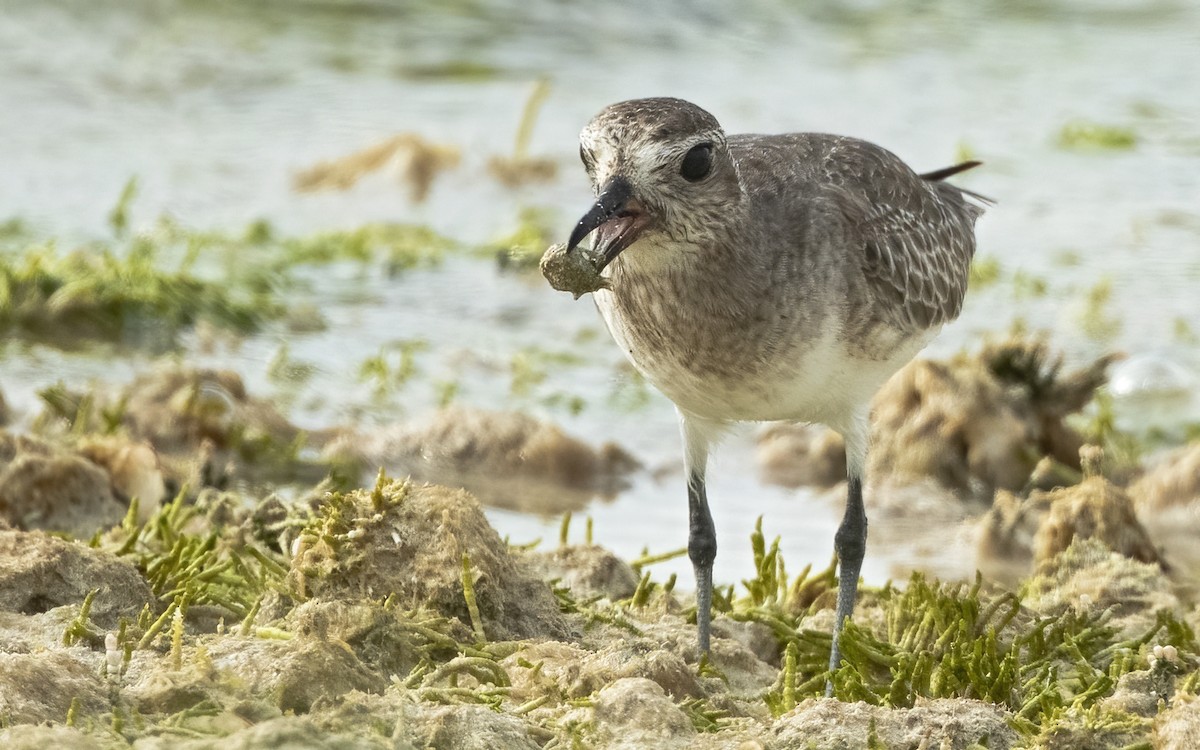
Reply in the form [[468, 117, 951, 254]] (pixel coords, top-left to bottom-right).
[[2, 0, 1199, 586]]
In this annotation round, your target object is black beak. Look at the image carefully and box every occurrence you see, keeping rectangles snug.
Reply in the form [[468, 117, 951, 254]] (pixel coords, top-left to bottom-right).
[[566, 177, 639, 266]]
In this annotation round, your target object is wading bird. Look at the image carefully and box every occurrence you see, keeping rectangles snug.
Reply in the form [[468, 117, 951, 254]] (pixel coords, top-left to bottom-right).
[[562, 98, 986, 689]]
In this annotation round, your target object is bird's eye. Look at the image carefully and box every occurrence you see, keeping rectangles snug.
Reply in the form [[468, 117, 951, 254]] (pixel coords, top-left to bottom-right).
[[680, 142, 714, 182]]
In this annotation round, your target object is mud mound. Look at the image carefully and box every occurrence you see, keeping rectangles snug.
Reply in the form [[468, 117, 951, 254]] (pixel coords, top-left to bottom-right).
[[873, 337, 1114, 495], [527, 544, 640, 601], [1132, 441, 1200, 511], [123, 367, 297, 452], [0, 650, 108, 725], [290, 478, 571, 641], [0, 529, 153, 625], [755, 424, 845, 489], [110, 366, 322, 492], [1025, 538, 1178, 636], [772, 697, 1018, 749], [593, 678, 695, 750], [203, 635, 386, 714], [758, 337, 1115, 497], [1155, 693, 1200, 749], [0, 431, 127, 536], [978, 473, 1164, 583], [0, 724, 104, 750], [1131, 441, 1200, 584], [326, 407, 638, 513]]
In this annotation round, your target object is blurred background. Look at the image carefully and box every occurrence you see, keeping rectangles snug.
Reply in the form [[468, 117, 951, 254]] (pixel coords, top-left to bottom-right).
[[1, 0, 1198, 585]]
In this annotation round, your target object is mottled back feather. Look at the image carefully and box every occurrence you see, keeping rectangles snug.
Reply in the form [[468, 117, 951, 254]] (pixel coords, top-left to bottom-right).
[[811, 137, 984, 332], [729, 133, 985, 334]]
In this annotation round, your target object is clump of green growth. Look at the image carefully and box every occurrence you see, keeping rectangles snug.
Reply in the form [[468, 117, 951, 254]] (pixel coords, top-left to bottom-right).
[[487, 78, 558, 188], [461, 553, 487, 643], [726, 518, 1198, 742], [1057, 121, 1137, 150], [1011, 269, 1049, 299], [108, 177, 139, 237], [1080, 391, 1144, 476], [968, 256, 1002, 289], [282, 224, 458, 277], [0, 239, 280, 346], [358, 339, 430, 398], [609, 366, 654, 412], [62, 588, 103, 647], [36, 381, 126, 436], [1076, 277, 1122, 341], [103, 489, 288, 622], [506, 343, 585, 410]]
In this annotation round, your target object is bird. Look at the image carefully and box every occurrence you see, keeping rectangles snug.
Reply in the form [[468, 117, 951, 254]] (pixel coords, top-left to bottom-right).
[[562, 97, 986, 691]]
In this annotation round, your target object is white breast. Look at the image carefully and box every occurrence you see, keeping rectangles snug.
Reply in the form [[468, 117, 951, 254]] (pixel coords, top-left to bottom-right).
[[595, 289, 931, 433]]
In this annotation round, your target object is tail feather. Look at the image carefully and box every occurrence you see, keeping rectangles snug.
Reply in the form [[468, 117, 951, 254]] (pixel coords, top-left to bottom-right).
[[919, 160, 982, 182], [921, 160, 994, 208]]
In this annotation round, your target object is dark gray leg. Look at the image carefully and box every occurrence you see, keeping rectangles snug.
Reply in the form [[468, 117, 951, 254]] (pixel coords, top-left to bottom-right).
[[826, 473, 866, 695], [688, 471, 717, 654]]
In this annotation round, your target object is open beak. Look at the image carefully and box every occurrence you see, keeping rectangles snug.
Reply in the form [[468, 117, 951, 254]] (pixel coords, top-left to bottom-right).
[[566, 176, 651, 271]]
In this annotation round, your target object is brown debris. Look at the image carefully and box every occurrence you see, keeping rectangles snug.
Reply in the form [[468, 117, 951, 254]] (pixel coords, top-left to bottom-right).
[[1033, 476, 1164, 568], [293, 133, 461, 203], [112, 366, 318, 492], [77, 436, 166, 515], [122, 367, 298, 454], [1131, 441, 1200, 585], [487, 155, 559, 187], [872, 336, 1115, 495], [326, 407, 638, 514]]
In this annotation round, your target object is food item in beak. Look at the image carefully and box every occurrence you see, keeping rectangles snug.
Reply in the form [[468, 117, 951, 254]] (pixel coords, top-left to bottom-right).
[[539, 242, 610, 299]]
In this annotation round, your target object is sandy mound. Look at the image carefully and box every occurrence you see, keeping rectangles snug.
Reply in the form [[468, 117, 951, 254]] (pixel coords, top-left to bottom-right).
[[326, 406, 639, 513], [0, 529, 154, 626], [290, 478, 572, 641], [757, 336, 1115, 498], [977, 472, 1164, 584]]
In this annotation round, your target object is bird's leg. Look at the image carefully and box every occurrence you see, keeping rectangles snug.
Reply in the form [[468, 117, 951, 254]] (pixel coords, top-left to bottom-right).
[[827, 472, 867, 695], [680, 413, 715, 655], [688, 469, 716, 654]]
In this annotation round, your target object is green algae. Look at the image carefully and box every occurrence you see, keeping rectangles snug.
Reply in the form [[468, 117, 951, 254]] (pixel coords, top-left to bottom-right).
[[101, 489, 288, 621], [358, 339, 430, 398], [969, 256, 1002, 289], [0, 239, 280, 347], [1058, 121, 1138, 151], [281, 223, 457, 276]]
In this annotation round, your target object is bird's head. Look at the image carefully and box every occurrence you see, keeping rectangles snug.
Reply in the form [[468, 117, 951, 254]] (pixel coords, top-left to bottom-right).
[[567, 98, 742, 271]]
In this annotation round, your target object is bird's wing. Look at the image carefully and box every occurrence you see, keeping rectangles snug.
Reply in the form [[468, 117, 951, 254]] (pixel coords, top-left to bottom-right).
[[823, 138, 986, 332]]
